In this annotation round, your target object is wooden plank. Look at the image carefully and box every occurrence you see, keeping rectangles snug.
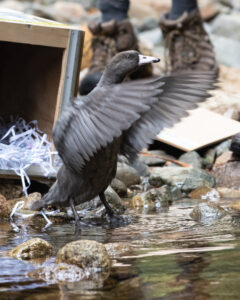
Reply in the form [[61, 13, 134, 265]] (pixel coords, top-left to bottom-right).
[[157, 108, 240, 151], [0, 21, 70, 48]]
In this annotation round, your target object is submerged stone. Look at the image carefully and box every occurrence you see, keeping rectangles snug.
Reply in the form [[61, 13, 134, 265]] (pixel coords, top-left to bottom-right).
[[149, 167, 215, 192], [8, 238, 52, 260], [190, 202, 227, 222], [105, 242, 132, 258], [56, 240, 111, 270]]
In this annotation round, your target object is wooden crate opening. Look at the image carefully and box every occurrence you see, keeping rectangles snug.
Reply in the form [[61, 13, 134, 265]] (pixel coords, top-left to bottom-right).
[[0, 41, 64, 138]]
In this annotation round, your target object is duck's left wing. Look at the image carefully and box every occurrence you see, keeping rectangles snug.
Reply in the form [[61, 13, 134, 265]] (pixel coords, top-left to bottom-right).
[[121, 71, 217, 161]]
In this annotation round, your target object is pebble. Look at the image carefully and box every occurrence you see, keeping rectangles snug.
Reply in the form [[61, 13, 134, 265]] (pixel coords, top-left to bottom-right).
[[56, 240, 111, 270], [110, 178, 127, 197], [138, 150, 167, 166], [217, 187, 240, 199], [214, 140, 231, 157], [190, 202, 227, 222], [189, 187, 215, 199], [116, 162, 141, 187], [8, 238, 52, 260], [212, 160, 240, 189], [105, 242, 132, 258]]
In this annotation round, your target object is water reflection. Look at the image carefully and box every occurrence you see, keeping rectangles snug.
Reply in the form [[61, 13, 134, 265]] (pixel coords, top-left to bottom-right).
[[0, 198, 240, 299]]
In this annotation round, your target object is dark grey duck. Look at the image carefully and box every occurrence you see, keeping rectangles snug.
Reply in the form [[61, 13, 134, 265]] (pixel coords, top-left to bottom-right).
[[31, 50, 217, 226]]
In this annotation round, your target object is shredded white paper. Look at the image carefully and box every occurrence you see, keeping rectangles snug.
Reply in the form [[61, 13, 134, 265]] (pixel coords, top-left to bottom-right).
[[0, 116, 59, 196]]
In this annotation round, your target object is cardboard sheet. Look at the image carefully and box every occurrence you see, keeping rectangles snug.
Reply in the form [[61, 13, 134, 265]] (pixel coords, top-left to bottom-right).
[[156, 108, 240, 151]]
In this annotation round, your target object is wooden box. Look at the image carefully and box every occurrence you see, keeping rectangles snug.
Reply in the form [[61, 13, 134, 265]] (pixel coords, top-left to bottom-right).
[[0, 9, 84, 179]]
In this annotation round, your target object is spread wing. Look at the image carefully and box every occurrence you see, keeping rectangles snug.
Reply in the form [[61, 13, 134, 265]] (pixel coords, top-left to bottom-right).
[[121, 71, 217, 161], [52, 78, 163, 173], [53, 71, 217, 173]]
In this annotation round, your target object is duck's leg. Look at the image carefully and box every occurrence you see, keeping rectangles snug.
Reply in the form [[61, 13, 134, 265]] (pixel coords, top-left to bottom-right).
[[99, 192, 115, 216], [70, 198, 93, 231]]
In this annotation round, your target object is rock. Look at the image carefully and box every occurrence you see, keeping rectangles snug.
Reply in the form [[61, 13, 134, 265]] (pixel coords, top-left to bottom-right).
[[215, 140, 231, 157], [179, 151, 203, 169], [189, 187, 214, 199], [105, 242, 132, 258], [138, 150, 167, 166], [8, 238, 52, 260], [230, 133, 240, 155], [212, 14, 240, 41], [149, 167, 215, 192], [0, 181, 23, 200], [104, 186, 126, 213], [56, 240, 111, 270], [212, 155, 240, 189], [0, 194, 11, 219], [203, 148, 216, 169], [210, 34, 240, 68], [137, 17, 159, 32], [190, 202, 227, 222], [229, 200, 240, 212], [213, 151, 233, 167], [8, 192, 41, 210], [53, 1, 87, 23], [116, 163, 141, 187], [200, 2, 220, 21], [169, 185, 183, 201], [217, 187, 240, 199], [110, 178, 127, 197]]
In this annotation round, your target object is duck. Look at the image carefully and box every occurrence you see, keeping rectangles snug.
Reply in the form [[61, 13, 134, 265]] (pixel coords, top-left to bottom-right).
[[31, 50, 217, 227]]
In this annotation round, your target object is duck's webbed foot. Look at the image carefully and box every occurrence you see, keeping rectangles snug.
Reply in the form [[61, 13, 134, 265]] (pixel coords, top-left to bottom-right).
[[99, 192, 130, 227]]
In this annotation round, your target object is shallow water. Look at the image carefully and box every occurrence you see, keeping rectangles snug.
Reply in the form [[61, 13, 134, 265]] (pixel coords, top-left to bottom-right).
[[0, 198, 240, 300]]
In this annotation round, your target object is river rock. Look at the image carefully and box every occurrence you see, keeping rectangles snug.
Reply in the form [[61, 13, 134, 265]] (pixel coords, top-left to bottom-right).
[[8, 238, 52, 260], [116, 163, 141, 187], [212, 155, 240, 189], [203, 148, 216, 169], [149, 167, 215, 192], [56, 240, 111, 270], [110, 178, 127, 197], [105, 242, 132, 258], [0, 194, 10, 219], [190, 202, 227, 222], [105, 186, 126, 213], [137, 16, 158, 32], [179, 151, 203, 169], [215, 140, 231, 157], [52, 1, 87, 23], [8, 192, 42, 210], [189, 187, 215, 199], [230, 133, 240, 155]]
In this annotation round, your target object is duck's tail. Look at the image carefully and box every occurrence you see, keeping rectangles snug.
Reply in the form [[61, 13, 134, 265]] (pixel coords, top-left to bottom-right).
[[31, 181, 59, 211]]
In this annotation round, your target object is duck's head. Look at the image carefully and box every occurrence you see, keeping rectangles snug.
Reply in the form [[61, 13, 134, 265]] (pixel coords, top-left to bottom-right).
[[100, 50, 160, 86]]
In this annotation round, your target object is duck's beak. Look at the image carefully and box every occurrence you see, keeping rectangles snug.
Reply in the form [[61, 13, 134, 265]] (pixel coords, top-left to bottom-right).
[[139, 54, 160, 65]]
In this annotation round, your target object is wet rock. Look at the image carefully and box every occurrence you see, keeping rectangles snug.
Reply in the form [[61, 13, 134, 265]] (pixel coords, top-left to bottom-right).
[[169, 185, 184, 201], [105, 242, 132, 258], [212, 14, 240, 41], [215, 140, 231, 157], [0, 194, 11, 219], [230, 133, 240, 155], [110, 178, 127, 197], [8, 192, 42, 210], [0, 181, 23, 200], [130, 191, 155, 208], [116, 163, 141, 187], [0, 0, 24, 11], [138, 28, 162, 49], [105, 186, 126, 214], [8, 238, 52, 260], [138, 150, 167, 166], [130, 158, 149, 177], [229, 200, 240, 212], [190, 202, 227, 222], [149, 167, 215, 192], [189, 187, 215, 199], [179, 151, 203, 169], [217, 187, 240, 199], [56, 240, 111, 270]]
